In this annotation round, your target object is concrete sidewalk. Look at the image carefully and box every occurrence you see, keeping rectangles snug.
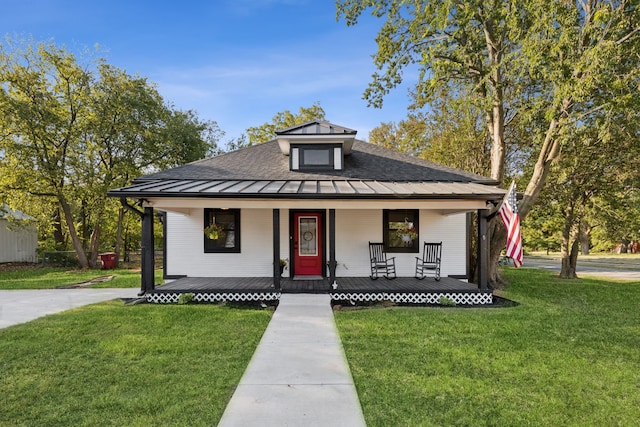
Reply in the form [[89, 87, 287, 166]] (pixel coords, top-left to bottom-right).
[[0, 288, 140, 329], [218, 294, 366, 427]]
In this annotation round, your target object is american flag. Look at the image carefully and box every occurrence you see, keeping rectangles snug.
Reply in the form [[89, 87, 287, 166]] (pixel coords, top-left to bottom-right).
[[498, 181, 523, 267]]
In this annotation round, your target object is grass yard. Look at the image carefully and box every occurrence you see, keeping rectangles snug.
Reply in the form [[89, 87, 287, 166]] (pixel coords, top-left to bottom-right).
[[0, 266, 163, 289], [335, 268, 640, 426], [0, 301, 272, 426]]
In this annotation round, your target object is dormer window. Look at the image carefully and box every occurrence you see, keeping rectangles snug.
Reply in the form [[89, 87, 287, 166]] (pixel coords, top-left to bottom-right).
[[275, 120, 356, 172], [290, 143, 343, 171]]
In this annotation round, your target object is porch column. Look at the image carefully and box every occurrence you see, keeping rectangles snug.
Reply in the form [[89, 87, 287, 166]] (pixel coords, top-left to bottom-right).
[[477, 208, 489, 290], [141, 206, 155, 293], [328, 209, 336, 285], [273, 209, 281, 290]]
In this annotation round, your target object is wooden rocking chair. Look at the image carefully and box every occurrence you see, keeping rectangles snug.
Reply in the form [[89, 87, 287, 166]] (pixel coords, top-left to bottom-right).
[[415, 242, 442, 280], [369, 242, 396, 280]]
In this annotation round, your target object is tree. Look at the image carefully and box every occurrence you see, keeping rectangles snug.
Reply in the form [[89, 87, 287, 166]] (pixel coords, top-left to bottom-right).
[[338, 0, 640, 284], [242, 102, 326, 147], [590, 189, 640, 252], [0, 40, 94, 267], [368, 113, 428, 156], [0, 39, 222, 267]]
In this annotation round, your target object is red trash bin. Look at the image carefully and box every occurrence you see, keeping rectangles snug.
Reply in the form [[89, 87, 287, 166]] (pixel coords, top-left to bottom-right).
[[99, 252, 117, 269]]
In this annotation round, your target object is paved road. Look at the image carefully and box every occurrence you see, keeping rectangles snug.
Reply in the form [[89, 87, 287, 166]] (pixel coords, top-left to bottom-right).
[[525, 257, 640, 281], [0, 288, 141, 329]]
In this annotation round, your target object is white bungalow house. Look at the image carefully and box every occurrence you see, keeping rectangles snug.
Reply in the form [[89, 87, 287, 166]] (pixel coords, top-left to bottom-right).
[[108, 121, 506, 305], [0, 205, 38, 264]]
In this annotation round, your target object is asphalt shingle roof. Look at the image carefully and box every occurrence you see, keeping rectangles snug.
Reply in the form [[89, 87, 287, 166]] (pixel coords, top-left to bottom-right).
[[137, 139, 494, 184], [108, 136, 507, 200]]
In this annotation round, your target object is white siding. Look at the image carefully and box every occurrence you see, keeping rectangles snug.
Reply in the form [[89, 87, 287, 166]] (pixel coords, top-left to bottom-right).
[[333, 210, 467, 278], [166, 209, 274, 277], [334, 210, 381, 277], [165, 208, 468, 278], [420, 211, 467, 277], [0, 219, 38, 263]]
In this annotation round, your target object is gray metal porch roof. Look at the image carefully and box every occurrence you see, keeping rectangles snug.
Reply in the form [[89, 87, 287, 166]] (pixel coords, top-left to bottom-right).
[[110, 179, 506, 200]]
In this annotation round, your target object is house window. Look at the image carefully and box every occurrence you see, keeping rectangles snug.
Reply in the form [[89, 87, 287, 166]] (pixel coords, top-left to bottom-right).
[[383, 209, 419, 253], [290, 144, 343, 171], [204, 208, 240, 253]]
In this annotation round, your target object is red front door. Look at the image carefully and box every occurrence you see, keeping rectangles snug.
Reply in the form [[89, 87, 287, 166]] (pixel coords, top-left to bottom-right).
[[293, 212, 323, 277]]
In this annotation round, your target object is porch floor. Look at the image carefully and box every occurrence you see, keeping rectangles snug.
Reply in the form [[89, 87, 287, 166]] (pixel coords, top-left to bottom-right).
[[148, 276, 492, 305], [153, 276, 481, 294]]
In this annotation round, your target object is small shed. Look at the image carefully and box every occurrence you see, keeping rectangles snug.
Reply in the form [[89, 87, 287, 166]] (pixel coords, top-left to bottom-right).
[[0, 205, 38, 263]]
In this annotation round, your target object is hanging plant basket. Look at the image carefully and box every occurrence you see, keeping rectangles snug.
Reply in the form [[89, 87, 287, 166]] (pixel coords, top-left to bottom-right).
[[204, 223, 226, 241], [394, 219, 417, 245]]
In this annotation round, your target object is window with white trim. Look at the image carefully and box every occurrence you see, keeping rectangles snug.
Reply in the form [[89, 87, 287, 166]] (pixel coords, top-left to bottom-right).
[[290, 143, 343, 171]]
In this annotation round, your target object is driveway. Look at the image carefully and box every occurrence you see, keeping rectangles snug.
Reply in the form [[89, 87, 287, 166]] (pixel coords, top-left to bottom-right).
[[525, 255, 640, 281], [0, 288, 141, 329]]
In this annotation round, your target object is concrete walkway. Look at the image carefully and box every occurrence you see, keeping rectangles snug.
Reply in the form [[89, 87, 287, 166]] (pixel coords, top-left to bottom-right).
[[0, 288, 140, 329], [218, 294, 366, 427]]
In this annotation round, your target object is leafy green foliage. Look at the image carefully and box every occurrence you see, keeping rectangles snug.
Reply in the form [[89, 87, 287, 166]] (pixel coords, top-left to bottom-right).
[[0, 38, 223, 266], [230, 102, 326, 148], [339, 0, 640, 283], [177, 292, 195, 304]]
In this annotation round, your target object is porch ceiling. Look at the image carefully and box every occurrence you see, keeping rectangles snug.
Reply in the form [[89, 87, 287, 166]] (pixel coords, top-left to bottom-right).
[[147, 197, 489, 214]]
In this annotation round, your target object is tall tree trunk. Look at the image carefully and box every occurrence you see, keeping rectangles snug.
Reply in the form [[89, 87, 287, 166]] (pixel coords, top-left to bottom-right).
[[81, 199, 89, 252], [520, 99, 572, 219], [52, 208, 66, 249], [560, 238, 580, 279], [579, 221, 591, 255], [59, 195, 89, 269], [488, 77, 505, 183], [559, 203, 578, 279], [488, 219, 507, 287], [114, 206, 125, 268], [482, 24, 509, 287], [88, 223, 101, 268]]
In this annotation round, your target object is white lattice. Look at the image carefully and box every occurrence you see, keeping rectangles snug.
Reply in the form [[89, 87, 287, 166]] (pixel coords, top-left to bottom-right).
[[147, 292, 280, 304], [146, 290, 491, 305], [330, 292, 493, 305]]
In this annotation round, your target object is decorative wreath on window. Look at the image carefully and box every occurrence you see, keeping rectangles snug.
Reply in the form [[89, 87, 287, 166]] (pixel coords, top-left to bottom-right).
[[303, 231, 314, 241]]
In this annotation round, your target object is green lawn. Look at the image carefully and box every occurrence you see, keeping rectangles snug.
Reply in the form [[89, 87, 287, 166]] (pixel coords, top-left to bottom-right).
[[335, 268, 640, 426], [0, 267, 163, 289], [0, 301, 272, 426]]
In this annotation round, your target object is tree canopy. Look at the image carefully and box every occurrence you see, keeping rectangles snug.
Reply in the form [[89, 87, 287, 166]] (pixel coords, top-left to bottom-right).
[[229, 102, 326, 149], [339, 0, 640, 282], [0, 38, 222, 267]]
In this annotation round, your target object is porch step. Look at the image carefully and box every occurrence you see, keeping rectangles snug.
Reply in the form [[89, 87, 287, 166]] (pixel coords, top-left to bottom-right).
[[217, 294, 366, 427]]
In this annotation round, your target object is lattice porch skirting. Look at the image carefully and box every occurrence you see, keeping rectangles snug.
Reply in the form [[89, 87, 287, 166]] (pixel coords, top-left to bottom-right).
[[330, 291, 493, 305], [146, 291, 281, 304], [146, 290, 491, 305]]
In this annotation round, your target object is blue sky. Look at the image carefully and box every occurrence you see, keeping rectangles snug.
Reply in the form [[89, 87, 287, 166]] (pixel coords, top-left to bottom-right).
[[3, 0, 416, 147]]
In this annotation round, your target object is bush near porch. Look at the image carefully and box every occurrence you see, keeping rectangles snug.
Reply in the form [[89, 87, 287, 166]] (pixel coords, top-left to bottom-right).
[[335, 268, 640, 426]]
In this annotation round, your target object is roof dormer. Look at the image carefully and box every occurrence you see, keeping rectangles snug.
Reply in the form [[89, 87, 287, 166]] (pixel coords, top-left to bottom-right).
[[275, 121, 357, 172]]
